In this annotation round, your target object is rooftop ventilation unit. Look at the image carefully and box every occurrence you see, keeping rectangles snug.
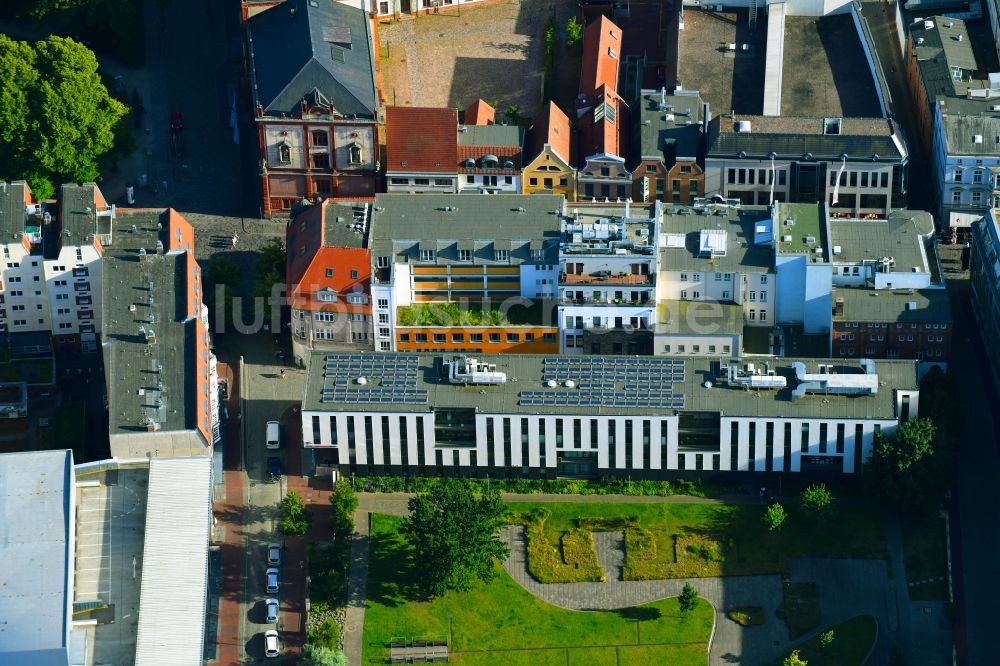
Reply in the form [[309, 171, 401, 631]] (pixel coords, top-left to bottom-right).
[[974, 134, 984, 143], [445, 356, 507, 385], [735, 120, 752, 133], [782, 234, 792, 242], [805, 235, 817, 244]]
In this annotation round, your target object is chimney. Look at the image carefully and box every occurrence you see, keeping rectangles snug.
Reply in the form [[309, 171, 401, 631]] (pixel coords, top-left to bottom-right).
[[155, 240, 164, 255], [834, 297, 845, 316], [138, 247, 148, 262]]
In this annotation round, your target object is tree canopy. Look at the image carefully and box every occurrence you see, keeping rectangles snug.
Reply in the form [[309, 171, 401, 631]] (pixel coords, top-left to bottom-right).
[[402, 480, 510, 598], [865, 418, 949, 511], [0, 35, 126, 199], [300, 644, 347, 666]]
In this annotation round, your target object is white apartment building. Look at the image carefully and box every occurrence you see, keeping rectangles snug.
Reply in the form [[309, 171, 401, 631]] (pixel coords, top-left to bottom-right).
[[368, 194, 563, 352], [301, 352, 920, 477], [557, 203, 659, 354], [0, 182, 106, 352]]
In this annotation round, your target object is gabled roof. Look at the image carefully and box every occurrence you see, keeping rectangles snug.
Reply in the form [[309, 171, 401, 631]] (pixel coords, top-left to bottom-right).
[[248, 0, 378, 117], [385, 106, 458, 173], [578, 86, 627, 163], [464, 99, 495, 125], [526, 101, 572, 165], [579, 15, 622, 98]]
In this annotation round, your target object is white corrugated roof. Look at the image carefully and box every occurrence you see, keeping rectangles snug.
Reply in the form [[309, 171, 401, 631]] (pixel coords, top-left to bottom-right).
[[134, 457, 212, 666], [0, 450, 73, 666]]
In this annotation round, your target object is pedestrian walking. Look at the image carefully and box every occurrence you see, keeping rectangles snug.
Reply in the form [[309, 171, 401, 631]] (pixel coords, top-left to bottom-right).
[[280, 369, 286, 379]]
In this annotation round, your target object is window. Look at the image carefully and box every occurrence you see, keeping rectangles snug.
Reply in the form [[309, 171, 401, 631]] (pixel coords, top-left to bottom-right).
[[451, 333, 464, 343], [680, 290, 687, 299], [277, 143, 291, 164], [494, 249, 509, 262], [973, 191, 983, 206], [414, 178, 430, 185], [434, 178, 451, 186], [419, 249, 436, 262], [315, 179, 331, 194], [310, 130, 328, 147], [313, 153, 330, 169], [680, 165, 692, 174], [378, 313, 389, 324], [489, 333, 501, 343], [415, 333, 428, 343], [377, 298, 388, 309], [760, 311, 767, 321], [690, 180, 699, 194], [680, 273, 688, 282], [471, 333, 483, 343], [678, 345, 686, 353], [376, 256, 390, 268], [749, 309, 756, 321], [458, 249, 473, 262], [760, 291, 767, 302], [759, 275, 767, 284], [974, 169, 984, 184], [325, 268, 334, 278], [433, 334, 446, 343], [749, 290, 756, 301], [952, 66, 963, 80], [317, 290, 337, 302], [350, 269, 359, 279], [692, 274, 701, 282], [349, 143, 362, 165], [529, 177, 538, 186], [722, 290, 730, 299], [506, 333, 520, 342]]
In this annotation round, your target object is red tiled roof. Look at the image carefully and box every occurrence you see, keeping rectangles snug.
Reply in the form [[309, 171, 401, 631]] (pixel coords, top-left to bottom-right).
[[464, 99, 495, 125], [577, 86, 628, 162], [526, 101, 572, 164], [287, 202, 371, 312], [579, 16, 622, 99], [457, 144, 521, 172], [385, 106, 458, 173]]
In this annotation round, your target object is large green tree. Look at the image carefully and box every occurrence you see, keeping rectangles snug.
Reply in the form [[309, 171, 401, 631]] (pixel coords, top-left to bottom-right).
[[0, 34, 126, 199], [402, 480, 510, 598], [299, 645, 347, 666], [865, 418, 949, 510]]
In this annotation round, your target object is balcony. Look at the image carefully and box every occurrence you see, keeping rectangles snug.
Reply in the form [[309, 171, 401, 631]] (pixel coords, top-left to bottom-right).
[[560, 271, 654, 286], [397, 300, 557, 327], [560, 295, 652, 306]]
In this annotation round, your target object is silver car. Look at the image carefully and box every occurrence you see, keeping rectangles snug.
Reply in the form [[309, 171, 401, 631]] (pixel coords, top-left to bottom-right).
[[264, 629, 279, 657], [265, 598, 279, 624], [265, 567, 279, 594]]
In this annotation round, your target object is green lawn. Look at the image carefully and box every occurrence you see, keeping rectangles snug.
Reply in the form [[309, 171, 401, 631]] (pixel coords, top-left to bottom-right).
[[363, 514, 714, 666], [508, 502, 887, 581], [772, 615, 878, 666], [901, 513, 949, 601]]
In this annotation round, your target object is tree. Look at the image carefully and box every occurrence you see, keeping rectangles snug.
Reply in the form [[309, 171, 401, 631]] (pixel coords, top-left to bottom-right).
[[865, 418, 948, 510], [566, 16, 584, 45], [0, 35, 127, 199], [763, 502, 787, 531], [252, 238, 287, 324], [783, 649, 808, 666], [505, 104, 521, 125], [204, 256, 243, 327], [279, 489, 311, 536], [678, 582, 698, 613], [800, 484, 834, 519], [819, 629, 835, 651], [330, 479, 358, 540], [300, 644, 347, 666], [402, 479, 510, 598]]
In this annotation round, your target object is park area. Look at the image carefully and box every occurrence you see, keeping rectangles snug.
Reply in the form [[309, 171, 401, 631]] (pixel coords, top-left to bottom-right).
[[509, 501, 888, 583], [362, 514, 714, 665]]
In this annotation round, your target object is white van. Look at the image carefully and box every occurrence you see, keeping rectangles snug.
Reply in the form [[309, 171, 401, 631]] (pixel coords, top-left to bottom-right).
[[265, 421, 280, 450]]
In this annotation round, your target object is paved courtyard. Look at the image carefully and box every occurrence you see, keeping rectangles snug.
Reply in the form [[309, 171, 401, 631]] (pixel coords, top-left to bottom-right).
[[378, 0, 577, 116]]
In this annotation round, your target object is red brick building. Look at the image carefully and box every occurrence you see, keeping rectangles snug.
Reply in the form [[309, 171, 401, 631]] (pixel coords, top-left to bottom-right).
[[831, 288, 952, 362], [246, 0, 381, 215]]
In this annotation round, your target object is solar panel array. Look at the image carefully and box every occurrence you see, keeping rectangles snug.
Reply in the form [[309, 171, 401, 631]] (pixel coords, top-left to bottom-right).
[[519, 357, 685, 408], [320, 353, 428, 404]]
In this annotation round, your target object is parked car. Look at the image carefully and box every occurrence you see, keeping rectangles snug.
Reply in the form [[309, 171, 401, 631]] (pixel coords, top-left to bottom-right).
[[267, 457, 282, 481], [266, 567, 279, 594], [267, 542, 281, 566], [264, 630, 279, 657], [265, 598, 279, 624], [266, 420, 281, 450]]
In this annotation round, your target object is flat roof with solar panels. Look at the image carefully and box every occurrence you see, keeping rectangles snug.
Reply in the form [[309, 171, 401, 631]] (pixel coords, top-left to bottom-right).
[[303, 352, 918, 419]]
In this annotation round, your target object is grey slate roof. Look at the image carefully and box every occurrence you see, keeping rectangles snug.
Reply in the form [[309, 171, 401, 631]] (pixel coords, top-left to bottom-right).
[[248, 0, 378, 117], [457, 125, 524, 147], [303, 351, 917, 420], [708, 115, 906, 161], [658, 207, 773, 272], [833, 287, 952, 323], [829, 210, 935, 272], [102, 211, 196, 435], [0, 181, 29, 239], [633, 90, 704, 167], [940, 111, 1000, 154], [370, 194, 563, 265], [912, 16, 980, 100], [0, 449, 72, 665]]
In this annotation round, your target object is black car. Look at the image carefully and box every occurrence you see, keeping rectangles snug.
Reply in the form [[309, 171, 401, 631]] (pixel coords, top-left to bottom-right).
[[267, 457, 282, 481]]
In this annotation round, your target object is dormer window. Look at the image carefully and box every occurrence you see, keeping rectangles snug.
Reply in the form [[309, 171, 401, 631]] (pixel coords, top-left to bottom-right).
[[502, 159, 514, 169], [463, 158, 476, 168], [317, 289, 337, 302], [419, 249, 436, 262], [277, 142, 291, 164], [481, 154, 499, 169], [349, 142, 363, 165]]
